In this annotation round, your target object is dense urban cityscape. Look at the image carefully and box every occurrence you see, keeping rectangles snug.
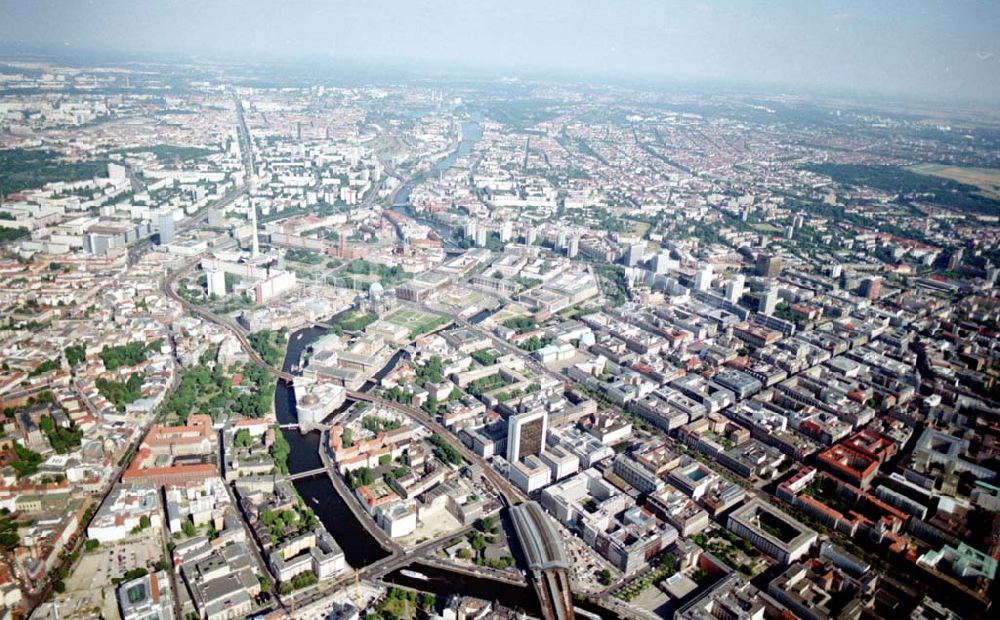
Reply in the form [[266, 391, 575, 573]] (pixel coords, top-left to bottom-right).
[[0, 21, 999, 620]]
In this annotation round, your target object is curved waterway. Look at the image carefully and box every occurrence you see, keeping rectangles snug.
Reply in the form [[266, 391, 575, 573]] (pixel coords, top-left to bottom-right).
[[274, 114, 619, 612], [275, 323, 390, 567], [385, 565, 540, 615], [384, 565, 612, 618], [394, 118, 482, 207], [275, 326, 617, 618]]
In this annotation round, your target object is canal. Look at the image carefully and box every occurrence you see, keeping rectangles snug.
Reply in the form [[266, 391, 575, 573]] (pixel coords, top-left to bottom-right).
[[385, 565, 540, 615], [384, 564, 613, 618], [272, 114, 620, 615], [276, 324, 390, 567], [276, 325, 619, 618]]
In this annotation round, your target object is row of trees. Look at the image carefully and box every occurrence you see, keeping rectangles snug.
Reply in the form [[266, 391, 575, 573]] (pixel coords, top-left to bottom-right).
[[284, 247, 324, 265], [347, 466, 374, 489], [331, 311, 377, 333], [382, 465, 410, 483], [0, 510, 19, 551], [494, 383, 541, 403], [277, 571, 317, 595], [164, 363, 274, 422], [518, 335, 553, 352], [430, 434, 462, 466], [272, 429, 290, 474], [29, 358, 61, 376], [471, 349, 499, 366], [362, 415, 402, 434], [234, 428, 255, 448], [465, 373, 510, 397], [259, 507, 317, 545], [370, 587, 435, 620], [343, 259, 413, 286], [164, 365, 229, 420], [0, 148, 108, 195], [0, 227, 29, 245], [802, 163, 1000, 216], [114, 144, 217, 162], [416, 356, 443, 384], [381, 386, 414, 405], [502, 316, 538, 333], [10, 443, 42, 479]]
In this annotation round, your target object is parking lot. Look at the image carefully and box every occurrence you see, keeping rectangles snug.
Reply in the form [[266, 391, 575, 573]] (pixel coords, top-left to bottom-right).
[[57, 528, 165, 620]]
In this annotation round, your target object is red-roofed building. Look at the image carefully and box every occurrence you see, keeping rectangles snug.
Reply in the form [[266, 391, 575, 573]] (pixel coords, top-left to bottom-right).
[[123, 462, 216, 488], [841, 429, 897, 464], [817, 444, 879, 489]]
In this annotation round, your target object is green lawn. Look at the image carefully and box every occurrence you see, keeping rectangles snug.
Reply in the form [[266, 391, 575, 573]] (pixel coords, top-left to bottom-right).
[[384, 308, 450, 338]]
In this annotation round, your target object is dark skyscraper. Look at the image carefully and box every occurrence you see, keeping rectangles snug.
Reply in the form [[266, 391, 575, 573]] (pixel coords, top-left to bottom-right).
[[756, 253, 781, 279]]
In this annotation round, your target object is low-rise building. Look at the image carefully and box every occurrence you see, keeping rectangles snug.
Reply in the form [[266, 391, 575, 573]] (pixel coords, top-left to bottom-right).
[[816, 443, 879, 489], [377, 501, 418, 538], [646, 485, 711, 537], [675, 573, 768, 620], [611, 453, 663, 494], [768, 559, 865, 620], [727, 499, 818, 564], [269, 531, 346, 583], [539, 445, 580, 481], [509, 455, 553, 493], [87, 483, 162, 543]]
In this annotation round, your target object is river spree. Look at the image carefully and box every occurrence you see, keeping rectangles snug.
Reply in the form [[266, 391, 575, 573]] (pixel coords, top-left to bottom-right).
[[393, 118, 482, 206], [275, 325, 390, 567], [270, 116, 618, 615]]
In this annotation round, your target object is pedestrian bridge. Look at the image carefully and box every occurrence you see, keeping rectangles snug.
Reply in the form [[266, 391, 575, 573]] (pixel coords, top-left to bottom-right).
[[287, 467, 327, 481], [278, 423, 330, 432]]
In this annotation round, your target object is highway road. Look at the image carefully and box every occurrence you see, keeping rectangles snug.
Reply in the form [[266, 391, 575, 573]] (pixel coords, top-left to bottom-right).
[[232, 91, 257, 180]]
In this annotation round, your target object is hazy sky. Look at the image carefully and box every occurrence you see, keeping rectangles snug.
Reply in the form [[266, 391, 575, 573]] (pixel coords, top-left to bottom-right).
[[1, 0, 998, 101]]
